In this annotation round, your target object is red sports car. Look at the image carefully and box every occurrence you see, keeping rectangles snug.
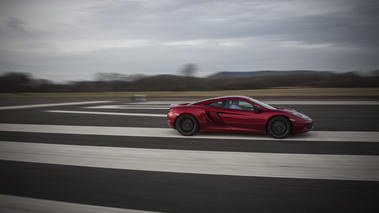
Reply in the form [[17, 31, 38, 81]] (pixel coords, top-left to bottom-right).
[[167, 96, 313, 138]]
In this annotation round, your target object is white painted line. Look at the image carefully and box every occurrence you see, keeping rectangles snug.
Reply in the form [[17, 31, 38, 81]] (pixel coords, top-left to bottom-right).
[[0, 123, 378, 142], [127, 101, 187, 105], [128, 100, 379, 105], [266, 101, 379, 105], [86, 100, 379, 110], [1, 141, 378, 181], [46, 110, 166, 117], [85, 105, 168, 110], [0, 194, 159, 213], [0, 101, 113, 110]]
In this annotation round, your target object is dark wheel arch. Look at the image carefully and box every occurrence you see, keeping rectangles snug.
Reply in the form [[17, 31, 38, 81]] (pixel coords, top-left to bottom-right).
[[175, 114, 199, 136], [267, 115, 292, 139]]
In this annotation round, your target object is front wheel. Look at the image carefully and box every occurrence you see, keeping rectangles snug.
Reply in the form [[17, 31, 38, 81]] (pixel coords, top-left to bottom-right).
[[176, 114, 199, 136], [267, 117, 291, 138]]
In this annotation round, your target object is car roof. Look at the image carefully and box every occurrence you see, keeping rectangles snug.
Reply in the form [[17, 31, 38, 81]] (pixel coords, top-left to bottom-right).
[[192, 96, 251, 105], [215, 95, 251, 99]]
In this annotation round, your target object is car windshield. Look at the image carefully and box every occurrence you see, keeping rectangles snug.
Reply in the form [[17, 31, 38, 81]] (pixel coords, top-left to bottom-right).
[[249, 98, 276, 110]]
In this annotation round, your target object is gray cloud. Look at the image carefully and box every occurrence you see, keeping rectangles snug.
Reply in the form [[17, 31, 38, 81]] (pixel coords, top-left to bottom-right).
[[5, 17, 24, 30], [85, 0, 379, 46]]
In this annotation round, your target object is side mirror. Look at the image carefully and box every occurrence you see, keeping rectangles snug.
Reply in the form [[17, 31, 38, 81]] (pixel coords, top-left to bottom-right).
[[252, 105, 263, 112]]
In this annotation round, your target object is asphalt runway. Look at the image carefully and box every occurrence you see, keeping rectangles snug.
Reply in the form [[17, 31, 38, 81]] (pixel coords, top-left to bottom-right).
[[1, 98, 379, 213]]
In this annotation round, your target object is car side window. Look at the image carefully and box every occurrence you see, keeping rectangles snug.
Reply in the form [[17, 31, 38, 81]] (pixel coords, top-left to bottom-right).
[[205, 100, 224, 107], [239, 101, 254, 110], [226, 99, 255, 110]]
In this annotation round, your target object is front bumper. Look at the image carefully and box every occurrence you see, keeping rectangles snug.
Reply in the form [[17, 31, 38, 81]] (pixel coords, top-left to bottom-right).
[[306, 122, 314, 131], [291, 119, 314, 134], [167, 112, 178, 129]]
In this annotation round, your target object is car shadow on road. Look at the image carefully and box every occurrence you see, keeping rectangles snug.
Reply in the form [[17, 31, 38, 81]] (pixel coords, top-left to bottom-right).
[[189, 131, 314, 141]]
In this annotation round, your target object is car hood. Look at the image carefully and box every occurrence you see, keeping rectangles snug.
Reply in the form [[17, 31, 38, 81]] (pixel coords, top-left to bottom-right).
[[273, 106, 296, 112], [274, 106, 311, 119]]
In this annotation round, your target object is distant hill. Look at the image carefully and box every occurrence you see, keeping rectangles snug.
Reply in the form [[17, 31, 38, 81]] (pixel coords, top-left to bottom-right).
[[207, 70, 333, 79]]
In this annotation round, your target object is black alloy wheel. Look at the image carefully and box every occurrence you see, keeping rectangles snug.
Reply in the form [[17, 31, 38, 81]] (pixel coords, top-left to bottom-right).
[[267, 116, 291, 138], [176, 114, 199, 136]]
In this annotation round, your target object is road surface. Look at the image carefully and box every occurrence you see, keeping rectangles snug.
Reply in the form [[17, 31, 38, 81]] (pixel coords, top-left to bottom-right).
[[1, 97, 379, 213]]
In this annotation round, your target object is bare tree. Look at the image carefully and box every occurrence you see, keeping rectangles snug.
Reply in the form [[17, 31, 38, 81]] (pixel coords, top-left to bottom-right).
[[181, 63, 197, 77]]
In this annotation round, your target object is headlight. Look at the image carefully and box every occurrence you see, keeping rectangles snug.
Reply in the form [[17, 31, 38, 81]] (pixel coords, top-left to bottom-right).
[[293, 112, 308, 119]]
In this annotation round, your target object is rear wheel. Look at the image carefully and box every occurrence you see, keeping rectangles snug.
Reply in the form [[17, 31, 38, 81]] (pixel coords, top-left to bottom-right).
[[267, 116, 291, 138], [176, 114, 199, 136]]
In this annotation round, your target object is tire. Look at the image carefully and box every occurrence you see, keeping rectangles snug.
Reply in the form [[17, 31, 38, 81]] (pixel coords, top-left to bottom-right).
[[176, 114, 199, 136], [267, 116, 291, 139]]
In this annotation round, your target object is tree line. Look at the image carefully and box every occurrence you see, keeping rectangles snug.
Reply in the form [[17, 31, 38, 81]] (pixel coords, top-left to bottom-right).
[[1, 71, 379, 93]]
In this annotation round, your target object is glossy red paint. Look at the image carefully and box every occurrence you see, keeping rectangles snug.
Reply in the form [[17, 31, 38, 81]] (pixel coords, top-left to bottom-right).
[[167, 96, 313, 138]]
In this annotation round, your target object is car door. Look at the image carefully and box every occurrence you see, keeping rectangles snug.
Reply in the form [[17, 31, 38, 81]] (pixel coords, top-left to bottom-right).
[[217, 99, 267, 131], [204, 100, 227, 126]]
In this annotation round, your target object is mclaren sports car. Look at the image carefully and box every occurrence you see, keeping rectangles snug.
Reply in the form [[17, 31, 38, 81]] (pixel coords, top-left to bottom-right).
[[167, 96, 313, 138]]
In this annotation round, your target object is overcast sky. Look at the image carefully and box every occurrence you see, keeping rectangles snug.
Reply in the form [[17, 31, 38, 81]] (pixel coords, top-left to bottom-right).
[[0, 0, 378, 82]]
